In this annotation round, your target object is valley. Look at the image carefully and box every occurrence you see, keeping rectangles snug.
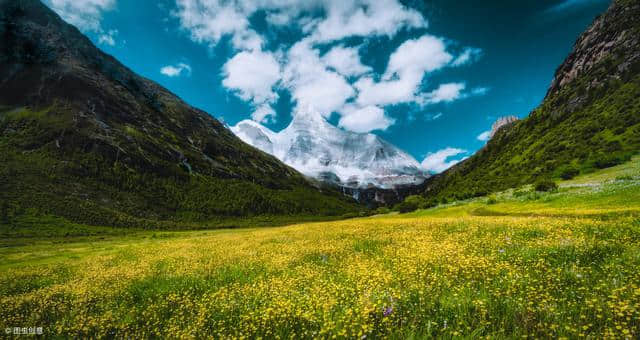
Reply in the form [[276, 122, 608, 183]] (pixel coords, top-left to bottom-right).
[[1, 0, 640, 337], [2, 157, 639, 338]]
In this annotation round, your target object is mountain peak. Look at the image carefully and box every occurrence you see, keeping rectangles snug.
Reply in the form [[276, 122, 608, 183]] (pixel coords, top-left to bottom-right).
[[232, 115, 427, 189]]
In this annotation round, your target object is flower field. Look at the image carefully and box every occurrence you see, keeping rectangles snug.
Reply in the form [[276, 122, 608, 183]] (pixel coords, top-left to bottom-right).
[[1, 161, 639, 338]]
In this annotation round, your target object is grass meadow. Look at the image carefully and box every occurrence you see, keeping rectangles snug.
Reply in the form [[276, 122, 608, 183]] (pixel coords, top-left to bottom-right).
[[1, 158, 639, 338]]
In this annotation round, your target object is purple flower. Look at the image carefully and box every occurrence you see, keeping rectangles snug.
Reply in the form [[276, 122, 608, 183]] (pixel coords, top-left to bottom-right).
[[383, 306, 393, 317]]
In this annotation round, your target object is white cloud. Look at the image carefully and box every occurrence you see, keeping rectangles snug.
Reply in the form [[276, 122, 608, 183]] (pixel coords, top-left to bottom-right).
[[321, 46, 371, 77], [385, 35, 452, 78], [338, 105, 395, 133], [171, 0, 484, 133], [418, 83, 488, 106], [306, 0, 427, 43], [421, 147, 467, 173], [47, 0, 115, 32], [355, 35, 453, 107], [471, 87, 489, 96], [222, 50, 280, 103], [98, 29, 118, 46], [283, 40, 354, 117], [452, 47, 482, 66], [173, 0, 265, 51], [477, 130, 491, 142], [251, 104, 277, 123], [174, 0, 426, 47], [160, 63, 192, 77], [421, 82, 465, 105], [223, 50, 282, 123]]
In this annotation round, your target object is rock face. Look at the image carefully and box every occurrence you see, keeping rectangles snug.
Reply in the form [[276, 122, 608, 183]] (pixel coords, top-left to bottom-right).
[[231, 111, 428, 190], [0, 0, 359, 226], [489, 116, 519, 139], [547, 0, 640, 97]]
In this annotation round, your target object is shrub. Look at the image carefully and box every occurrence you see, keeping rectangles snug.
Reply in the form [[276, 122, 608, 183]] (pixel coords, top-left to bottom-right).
[[486, 195, 498, 205], [557, 165, 580, 180], [0, 201, 9, 224], [341, 212, 359, 219], [394, 200, 418, 214], [513, 189, 529, 197], [591, 153, 631, 169], [534, 179, 558, 192], [405, 195, 426, 207], [421, 199, 438, 209], [374, 207, 391, 215]]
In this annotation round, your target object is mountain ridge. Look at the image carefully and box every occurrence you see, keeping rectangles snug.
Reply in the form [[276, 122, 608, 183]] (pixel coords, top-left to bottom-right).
[[0, 0, 361, 227]]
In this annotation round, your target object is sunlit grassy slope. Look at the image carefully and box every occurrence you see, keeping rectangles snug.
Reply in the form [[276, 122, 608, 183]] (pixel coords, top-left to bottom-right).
[[1, 158, 639, 338]]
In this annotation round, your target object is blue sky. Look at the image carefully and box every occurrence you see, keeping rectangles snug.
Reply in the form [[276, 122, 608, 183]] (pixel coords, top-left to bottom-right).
[[45, 0, 609, 172]]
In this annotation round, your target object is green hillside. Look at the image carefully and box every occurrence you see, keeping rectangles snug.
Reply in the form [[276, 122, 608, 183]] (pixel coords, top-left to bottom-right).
[[421, 0, 640, 202], [0, 0, 360, 229]]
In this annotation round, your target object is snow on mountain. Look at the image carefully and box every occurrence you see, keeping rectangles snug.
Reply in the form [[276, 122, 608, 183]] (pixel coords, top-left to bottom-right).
[[231, 111, 428, 188]]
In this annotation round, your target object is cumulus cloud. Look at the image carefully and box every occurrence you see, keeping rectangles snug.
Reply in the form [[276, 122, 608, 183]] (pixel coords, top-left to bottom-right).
[[252, 104, 277, 123], [477, 130, 491, 142], [306, 0, 427, 43], [421, 147, 467, 173], [173, 0, 265, 51], [160, 63, 192, 77], [283, 40, 354, 117], [172, 0, 485, 133], [338, 105, 395, 133], [321, 46, 371, 77], [222, 50, 282, 123], [385, 35, 453, 78], [174, 0, 425, 50], [46, 0, 115, 32], [421, 82, 466, 105], [222, 51, 280, 103], [355, 35, 453, 107]]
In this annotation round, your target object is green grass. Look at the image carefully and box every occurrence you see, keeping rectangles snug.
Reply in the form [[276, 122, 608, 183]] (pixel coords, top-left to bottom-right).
[[406, 155, 640, 219], [0, 159, 639, 338]]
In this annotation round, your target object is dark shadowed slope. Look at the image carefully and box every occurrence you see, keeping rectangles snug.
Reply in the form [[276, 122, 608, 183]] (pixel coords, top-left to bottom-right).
[[422, 0, 640, 201], [0, 0, 360, 228]]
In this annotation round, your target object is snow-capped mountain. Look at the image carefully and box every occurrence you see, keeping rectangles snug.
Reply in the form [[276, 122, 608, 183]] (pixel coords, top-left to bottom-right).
[[231, 111, 428, 189]]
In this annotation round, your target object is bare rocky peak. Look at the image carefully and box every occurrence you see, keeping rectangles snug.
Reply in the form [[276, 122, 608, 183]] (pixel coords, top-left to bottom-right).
[[547, 0, 640, 97], [490, 116, 519, 139]]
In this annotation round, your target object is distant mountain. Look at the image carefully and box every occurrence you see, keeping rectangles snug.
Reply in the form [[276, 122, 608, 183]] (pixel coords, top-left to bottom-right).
[[0, 0, 360, 227], [231, 111, 428, 189], [420, 0, 640, 201]]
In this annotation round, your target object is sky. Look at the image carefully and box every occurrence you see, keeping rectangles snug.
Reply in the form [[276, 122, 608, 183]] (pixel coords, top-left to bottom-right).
[[45, 0, 610, 172]]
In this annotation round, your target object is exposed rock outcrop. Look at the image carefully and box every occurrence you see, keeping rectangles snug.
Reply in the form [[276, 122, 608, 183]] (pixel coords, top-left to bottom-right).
[[547, 0, 640, 97], [490, 116, 519, 139]]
